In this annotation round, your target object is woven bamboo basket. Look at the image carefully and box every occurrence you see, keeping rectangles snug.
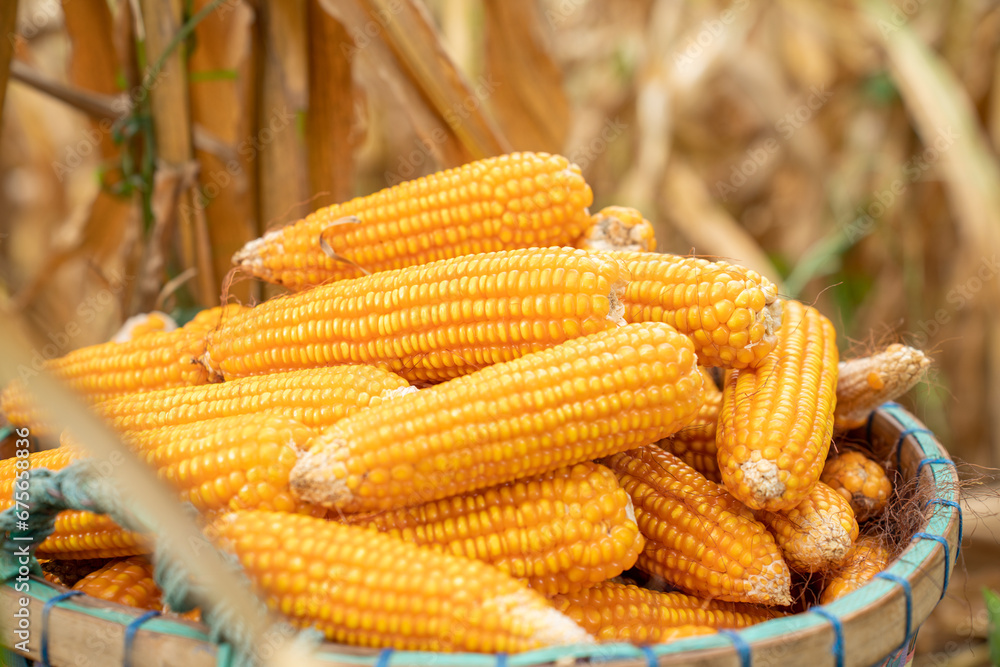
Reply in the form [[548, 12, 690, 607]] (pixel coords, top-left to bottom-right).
[[0, 402, 961, 667]]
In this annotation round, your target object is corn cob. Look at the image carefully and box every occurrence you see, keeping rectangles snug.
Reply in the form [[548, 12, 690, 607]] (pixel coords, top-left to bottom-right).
[[0, 449, 148, 559], [209, 510, 593, 652], [207, 248, 628, 384], [292, 322, 704, 513], [610, 251, 782, 369], [179, 303, 247, 335], [716, 299, 838, 511], [343, 462, 643, 596], [0, 309, 239, 431], [233, 152, 594, 291], [116, 413, 326, 518], [111, 311, 177, 342], [72, 556, 162, 611], [819, 535, 893, 603], [820, 451, 892, 522], [658, 369, 722, 482], [574, 206, 657, 253], [754, 481, 858, 573], [97, 365, 411, 434], [551, 581, 779, 642], [604, 445, 791, 605], [834, 344, 930, 430]]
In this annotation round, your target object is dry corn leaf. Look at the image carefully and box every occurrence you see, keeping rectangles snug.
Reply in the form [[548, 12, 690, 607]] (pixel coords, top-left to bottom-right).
[[359, 0, 509, 159], [317, 0, 470, 167], [188, 0, 259, 302], [307, 0, 354, 208], [256, 0, 311, 231], [482, 0, 569, 152]]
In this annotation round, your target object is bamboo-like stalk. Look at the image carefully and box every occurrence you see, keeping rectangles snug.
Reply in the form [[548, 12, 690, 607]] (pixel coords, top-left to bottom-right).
[[482, 0, 569, 152], [317, 0, 472, 167], [307, 0, 354, 207], [138, 0, 218, 306], [360, 0, 510, 159], [188, 0, 259, 303], [255, 0, 311, 232], [0, 0, 17, 132]]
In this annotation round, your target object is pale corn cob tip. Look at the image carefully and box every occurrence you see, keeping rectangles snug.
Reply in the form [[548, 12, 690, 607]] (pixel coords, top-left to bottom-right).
[[834, 344, 930, 429], [574, 206, 657, 253], [756, 482, 858, 573], [484, 590, 595, 647], [746, 560, 795, 606], [111, 311, 177, 342], [821, 451, 892, 522]]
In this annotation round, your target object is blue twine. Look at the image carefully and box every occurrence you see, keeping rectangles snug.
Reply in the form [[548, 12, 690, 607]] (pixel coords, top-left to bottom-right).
[[874, 572, 913, 654], [926, 499, 963, 557], [639, 645, 657, 667], [41, 590, 84, 666], [916, 457, 955, 479], [893, 428, 934, 468], [864, 402, 901, 444], [495, 652, 508, 667], [718, 629, 752, 667], [913, 532, 952, 598], [374, 648, 394, 667], [810, 607, 844, 667], [122, 610, 161, 667]]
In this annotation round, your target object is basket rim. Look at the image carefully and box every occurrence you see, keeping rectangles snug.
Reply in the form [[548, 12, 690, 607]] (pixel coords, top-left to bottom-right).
[[1, 402, 962, 667]]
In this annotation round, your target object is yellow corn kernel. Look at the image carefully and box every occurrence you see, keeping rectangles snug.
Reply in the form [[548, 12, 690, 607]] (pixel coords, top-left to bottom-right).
[[121, 413, 325, 518], [659, 368, 722, 482], [607, 251, 782, 369], [552, 581, 781, 642], [292, 322, 704, 513], [574, 206, 657, 252], [343, 462, 643, 596], [232, 152, 594, 291], [1, 329, 213, 432], [820, 535, 893, 603], [0, 449, 148, 559], [820, 450, 892, 522], [755, 481, 859, 573], [207, 247, 628, 384], [604, 445, 791, 606], [72, 556, 161, 611], [97, 365, 411, 434], [209, 510, 593, 652], [716, 299, 839, 511], [834, 344, 930, 429]]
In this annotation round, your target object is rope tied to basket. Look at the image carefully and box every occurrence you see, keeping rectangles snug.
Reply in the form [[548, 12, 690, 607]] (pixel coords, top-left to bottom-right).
[[0, 460, 323, 666], [0, 462, 113, 580]]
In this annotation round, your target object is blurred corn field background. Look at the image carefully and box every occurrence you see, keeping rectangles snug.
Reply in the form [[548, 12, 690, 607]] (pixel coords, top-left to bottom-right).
[[1, 0, 999, 663]]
